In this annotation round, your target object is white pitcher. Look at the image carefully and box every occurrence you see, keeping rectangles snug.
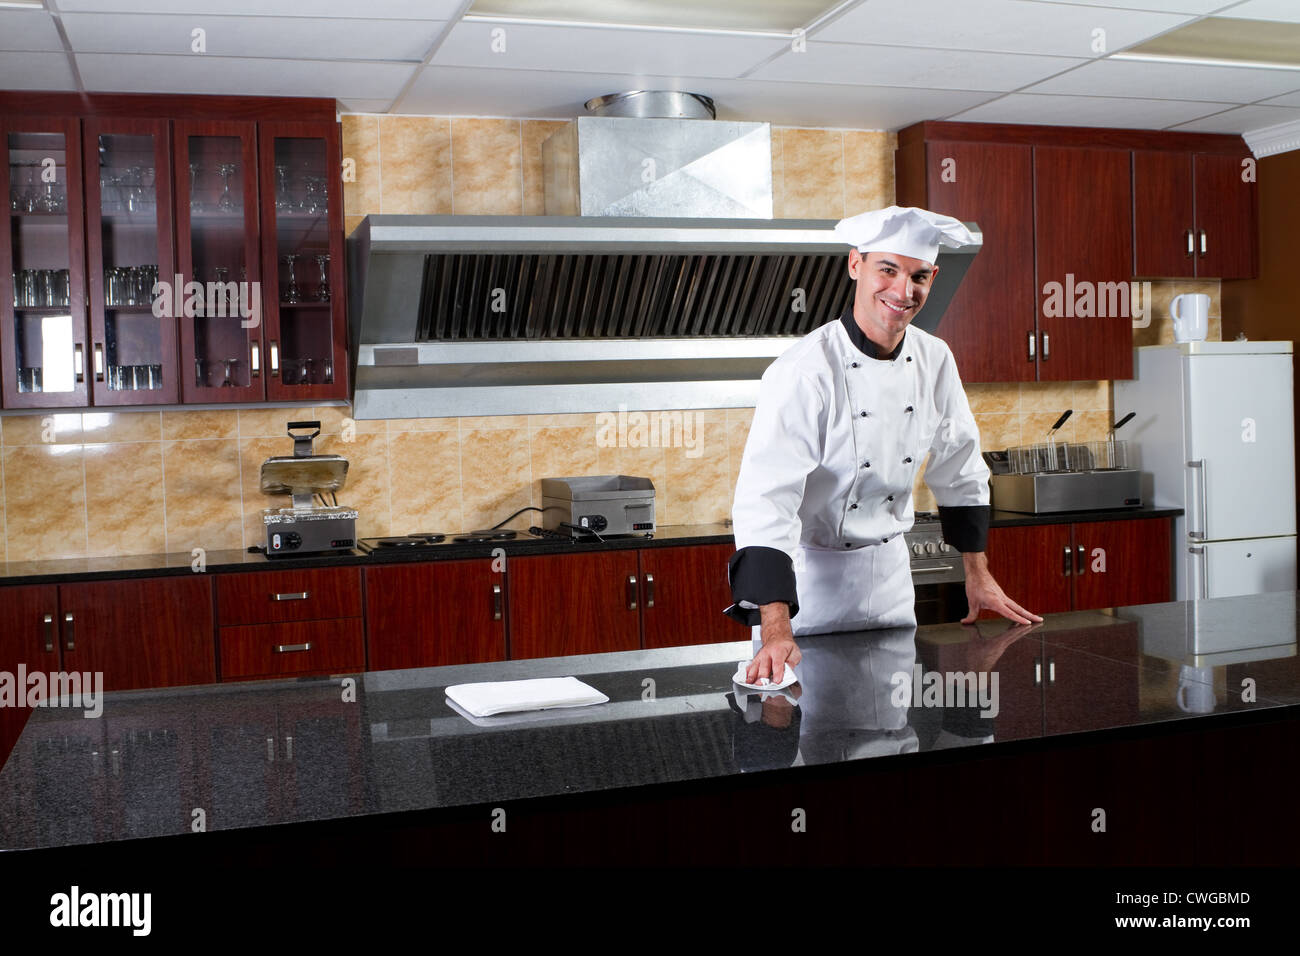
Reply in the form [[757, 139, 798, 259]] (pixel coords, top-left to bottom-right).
[[1169, 293, 1210, 342]]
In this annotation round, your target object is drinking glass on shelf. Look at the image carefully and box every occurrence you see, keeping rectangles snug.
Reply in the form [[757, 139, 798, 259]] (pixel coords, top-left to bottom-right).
[[194, 358, 207, 388], [214, 266, 230, 312], [275, 163, 294, 213], [317, 357, 333, 384], [220, 357, 239, 387], [314, 254, 330, 301], [281, 254, 301, 304], [39, 180, 62, 214], [189, 162, 205, 212], [147, 364, 162, 390], [217, 163, 239, 212]]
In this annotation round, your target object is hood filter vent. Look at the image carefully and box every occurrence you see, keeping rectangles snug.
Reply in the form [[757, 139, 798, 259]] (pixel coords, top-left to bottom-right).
[[416, 251, 852, 341]]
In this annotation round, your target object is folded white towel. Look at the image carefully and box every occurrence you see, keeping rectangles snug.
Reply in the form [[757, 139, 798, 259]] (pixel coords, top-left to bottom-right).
[[732, 661, 800, 692], [445, 676, 609, 718]]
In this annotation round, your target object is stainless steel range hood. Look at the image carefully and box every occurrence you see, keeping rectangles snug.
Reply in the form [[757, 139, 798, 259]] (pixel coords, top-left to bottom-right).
[[346, 214, 982, 420]]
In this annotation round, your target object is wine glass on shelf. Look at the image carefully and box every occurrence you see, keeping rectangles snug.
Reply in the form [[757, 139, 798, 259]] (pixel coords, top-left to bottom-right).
[[217, 163, 239, 212], [314, 254, 330, 301], [189, 162, 205, 212], [281, 254, 301, 304], [275, 163, 294, 213], [220, 357, 238, 387]]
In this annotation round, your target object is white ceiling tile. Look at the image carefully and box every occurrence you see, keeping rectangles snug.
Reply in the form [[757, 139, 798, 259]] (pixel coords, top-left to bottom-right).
[[1024, 0, 1236, 13], [337, 99, 397, 114], [0, 10, 65, 51], [430, 21, 788, 80], [0, 50, 77, 90], [753, 42, 1086, 91], [1025, 57, 1300, 102], [819, 0, 1192, 56], [60, 13, 442, 61], [75, 53, 416, 100], [398, 64, 997, 128], [56, 0, 464, 17], [1167, 103, 1300, 131], [1260, 88, 1300, 106], [1220, 0, 1300, 22], [948, 92, 1235, 127]]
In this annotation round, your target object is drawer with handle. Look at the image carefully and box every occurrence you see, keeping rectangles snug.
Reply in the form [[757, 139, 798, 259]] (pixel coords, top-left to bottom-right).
[[217, 568, 362, 625], [219, 619, 364, 680]]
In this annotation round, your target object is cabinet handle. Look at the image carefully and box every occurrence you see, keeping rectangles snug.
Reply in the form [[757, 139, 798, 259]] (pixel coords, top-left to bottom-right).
[[1063, 546, 1072, 577], [269, 340, 279, 376], [64, 612, 75, 651], [1034, 657, 1042, 686], [1048, 657, 1056, 684], [251, 340, 260, 377], [492, 583, 502, 621], [93, 343, 104, 381], [1027, 331, 1036, 360], [267, 737, 275, 762], [73, 343, 84, 383], [273, 591, 309, 601], [645, 573, 655, 609], [1188, 545, 1208, 599], [1075, 544, 1085, 575], [627, 574, 638, 611], [110, 747, 120, 777], [274, 643, 312, 653], [1042, 333, 1050, 359], [1186, 459, 1207, 540], [285, 735, 293, 762], [43, 613, 54, 653], [1185, 229, 1195, 257], [1199, 229, 1208, 257]]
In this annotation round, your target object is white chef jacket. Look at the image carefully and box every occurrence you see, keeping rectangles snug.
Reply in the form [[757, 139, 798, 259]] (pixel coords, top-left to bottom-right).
[[726, 306, 990, 635]]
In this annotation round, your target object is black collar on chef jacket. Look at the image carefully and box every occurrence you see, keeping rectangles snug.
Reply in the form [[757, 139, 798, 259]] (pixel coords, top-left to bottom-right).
[[839, 305, 906, 361]]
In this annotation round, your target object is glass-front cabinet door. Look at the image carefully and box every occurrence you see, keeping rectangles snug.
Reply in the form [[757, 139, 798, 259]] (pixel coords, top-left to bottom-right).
[[84, 119, 178, 405], [174, 121, 263, 402], [0, 118, 88, 408], [259, 122, 347, 401]]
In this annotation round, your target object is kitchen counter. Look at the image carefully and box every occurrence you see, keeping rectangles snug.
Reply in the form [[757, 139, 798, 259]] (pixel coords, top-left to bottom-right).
[[0, 507, 1180, 586], [2, 588, 1294, 863]]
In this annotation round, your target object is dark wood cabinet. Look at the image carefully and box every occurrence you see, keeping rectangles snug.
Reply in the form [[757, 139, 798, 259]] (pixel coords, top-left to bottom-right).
[[897, 139, 1036, 383], [508, 551, 642, 659], [1033, 146, 1134, 382], [985, 518, 1172, 618], [1070, 518, 1172, 611], [83, 117, 179, 405], [0, 584, 60, 769], [640, 543, 737, 648], [1134, 150, 1257, 280], [59, 576, 216, 692], [0, 116, 89, 409], [984, 524, 1075, 619], [366, 560, 506, 671]]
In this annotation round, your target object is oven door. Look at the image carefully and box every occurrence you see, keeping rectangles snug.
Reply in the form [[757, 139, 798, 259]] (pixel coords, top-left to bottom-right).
[[911, 556, 968, 625]]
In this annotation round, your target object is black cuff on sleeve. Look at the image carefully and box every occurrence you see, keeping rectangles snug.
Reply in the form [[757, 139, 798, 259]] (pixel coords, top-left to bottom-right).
[[723, 545, 799, 627], [937, 504, 990, 553]]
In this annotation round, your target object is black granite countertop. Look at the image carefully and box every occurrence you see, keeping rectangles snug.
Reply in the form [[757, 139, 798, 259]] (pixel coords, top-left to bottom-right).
[[0, 509, 1180, 586], [1, 588, 1292, 853]]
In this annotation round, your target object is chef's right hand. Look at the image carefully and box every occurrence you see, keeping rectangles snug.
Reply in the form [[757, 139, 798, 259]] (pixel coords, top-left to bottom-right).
[[748, 603, 802, 685]]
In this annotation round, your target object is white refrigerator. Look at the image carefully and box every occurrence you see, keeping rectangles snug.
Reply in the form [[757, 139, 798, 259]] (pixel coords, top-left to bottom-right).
[[1114, 341, 1296, 601]]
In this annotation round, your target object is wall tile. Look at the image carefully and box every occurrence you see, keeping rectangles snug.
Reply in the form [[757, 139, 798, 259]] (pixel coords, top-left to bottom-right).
[[843, 130, 895, 215], [780, 128, 844, 219], [3, 444, 86, 559], [379, 116, 452, 215], [388, 429, 463, 534], [162, 410, 238, 440], [84, 442, 165, 557], [451, 118, 523, 215], [318, 431, 391, 540], [1021, 411, 1076, 445], [163, 439, 243, 553], [460, 426, 531, 531], [236, 407, 315, 439], [81, 411, 161, 444], [1019, 381, 1074, 416], [771, 126, 785, 219], [386, 416, 457, 433], [964, 383, 1018, 415], [1072, 381, 1110, 412], [341, 114, 381, 216], [975, 413, 1020, 452], [2, 412, 82, 446], [663, 422, 731, 524], [522, 120, 567, 216]]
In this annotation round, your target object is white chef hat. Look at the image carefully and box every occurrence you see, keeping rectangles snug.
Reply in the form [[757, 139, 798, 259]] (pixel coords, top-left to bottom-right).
[[834, 205, 977, 264]]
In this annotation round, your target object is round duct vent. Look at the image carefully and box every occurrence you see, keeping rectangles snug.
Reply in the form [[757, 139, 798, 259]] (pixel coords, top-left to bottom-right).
[[584, 90, 716, 120]]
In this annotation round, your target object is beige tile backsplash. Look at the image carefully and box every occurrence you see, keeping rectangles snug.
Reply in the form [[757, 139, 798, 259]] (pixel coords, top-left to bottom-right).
[[0, 116, 1219, 561]]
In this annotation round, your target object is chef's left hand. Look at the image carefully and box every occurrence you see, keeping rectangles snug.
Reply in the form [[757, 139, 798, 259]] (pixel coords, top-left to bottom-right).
[[960, 552, 1043, 625]]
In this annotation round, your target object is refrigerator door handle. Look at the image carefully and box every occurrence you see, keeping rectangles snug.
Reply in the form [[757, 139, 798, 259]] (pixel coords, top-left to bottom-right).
[[1188, 545, 1208, 599], [1187, 459, 1207, 540]]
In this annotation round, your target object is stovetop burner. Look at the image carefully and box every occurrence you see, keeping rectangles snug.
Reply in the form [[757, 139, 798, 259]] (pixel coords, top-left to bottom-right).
[[453, 530, 517, 543]]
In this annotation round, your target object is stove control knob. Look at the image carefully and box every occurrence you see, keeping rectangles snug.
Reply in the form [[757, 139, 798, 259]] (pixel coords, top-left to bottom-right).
[[940, 542, 953, 553], [911, 543, 925, 556], [924, 542, 937, 555]]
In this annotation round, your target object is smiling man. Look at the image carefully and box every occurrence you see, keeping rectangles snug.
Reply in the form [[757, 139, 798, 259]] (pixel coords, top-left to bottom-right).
[[726, 205, 1041, 684]]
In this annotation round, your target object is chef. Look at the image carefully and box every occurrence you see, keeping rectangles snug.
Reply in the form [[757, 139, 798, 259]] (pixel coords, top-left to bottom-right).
[[725, 205, 1041, 684]]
